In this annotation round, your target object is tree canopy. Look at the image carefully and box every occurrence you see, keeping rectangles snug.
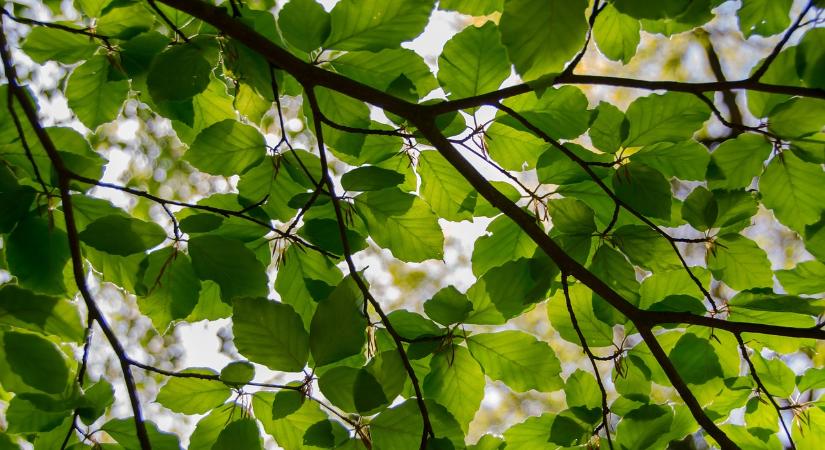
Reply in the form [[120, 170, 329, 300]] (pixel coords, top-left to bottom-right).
[[1, 0, 825, 449]]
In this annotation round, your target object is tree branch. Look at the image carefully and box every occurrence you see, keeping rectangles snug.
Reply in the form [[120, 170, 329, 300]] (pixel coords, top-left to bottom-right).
[[0, 22, 152, 450], [749, 1, 815, 81], [305, 85, 433, 449], [735, 333, 796, 449], [562, 275, 614, 450], [635, 324, 739, 449], [495, 102, 721, 314]]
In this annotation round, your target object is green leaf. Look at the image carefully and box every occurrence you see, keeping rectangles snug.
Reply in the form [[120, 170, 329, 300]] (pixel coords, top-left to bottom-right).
[[21, 27, 98, 64], [424, 345, 485, 432], [536, 143, 610, 185], [424, 286, 474, 326], [370, 399, 424, 450], [275, 245, 342, 327], [254, 391, 328, 450], [4, 397, 67, 433], [185, 120, 266, 176], [466, 257, 554, 324], [188, 76, 237, 133], [499, 0, 588, 79], [589, 102, 627, 154], [500, 86, 591, 140], [728, 289, 825, 316], [77, 0, 112, 17], [612, 0, 690, 19], [759, 151, 825, 233], [102, 418, 181, 450], [502, 413, 555, 448], [233, 298, 309, 372], [0, 184, 35, 234], [707, 234, 773, 290], [611, 225, 682, 271], [386, 309, 443, 340], [707, 133, 772, 189], [546, 198, 596, 235], [319, 367, 387, 414], [318, 350, 404, 414], [355, 188, 444, 262], [669, 332, 723, 384], [66, 55, 129, 129], [79, 215, 166, 256], [797, 367, 825, 392], [614, 405, 674, 450], [324, 0, 435, 51], [484, 121, 547, 171], [96, 2, 152, 38], [155, 368, 231, 414], [632, 140, 710, 181], [623, 92, 709, 147], [3, 331, 68, 394], [768, 97, 825, 138], [220, 361, 255, 385], [0, 285, 84, 342], [565, 370, 601, 412], [6, 215, 70, 295], [548, 283, 614, 348], [589, 245, 640, 313], [681, 186, 718, 231], [213, 418, 263, 450], [330, 49, 438, 100], [419, 150, 479, 221], [612, 163, 672, 220], [714, 189, 759, 231], [299, 218, 368, 257], [137, 248, 200, 332], [467, 331, 563, 392], [188, 235, 268, 302], [302, 420, 349, 448], [147, 44, 211, 102], [278, 0, 331, 52], [750, 352, 795, 397], [797, 28, 825, 90], [309, 277, 367, 366], [438, 22, 510, 99], [270, 389, 306, 420], [738, 0, 792, 37], [776, 260, 825, 295], [188, 406, 237, 450], [748, 48, 799, 118], [593, 4, 641, 64], [341, 166, 404, 192], [439, 0, 503, 15], [77, 379, 115, 425], [472, 215, 537, 277]]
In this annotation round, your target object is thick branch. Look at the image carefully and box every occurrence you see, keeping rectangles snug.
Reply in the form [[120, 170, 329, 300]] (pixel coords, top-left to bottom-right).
[[636, 325, 739, 449], [156, 0, 825, 122]]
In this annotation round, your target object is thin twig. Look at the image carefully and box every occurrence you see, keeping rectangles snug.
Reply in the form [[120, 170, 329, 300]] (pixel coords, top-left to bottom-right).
[[562, 0, 604, 76], [735, 333, 796, 449], [749, 1, 815, 81], [562, 274, 614, 450], [0, 7, 112, 48], [146, 0, 189, 42], [305, 85, 434, 449]]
